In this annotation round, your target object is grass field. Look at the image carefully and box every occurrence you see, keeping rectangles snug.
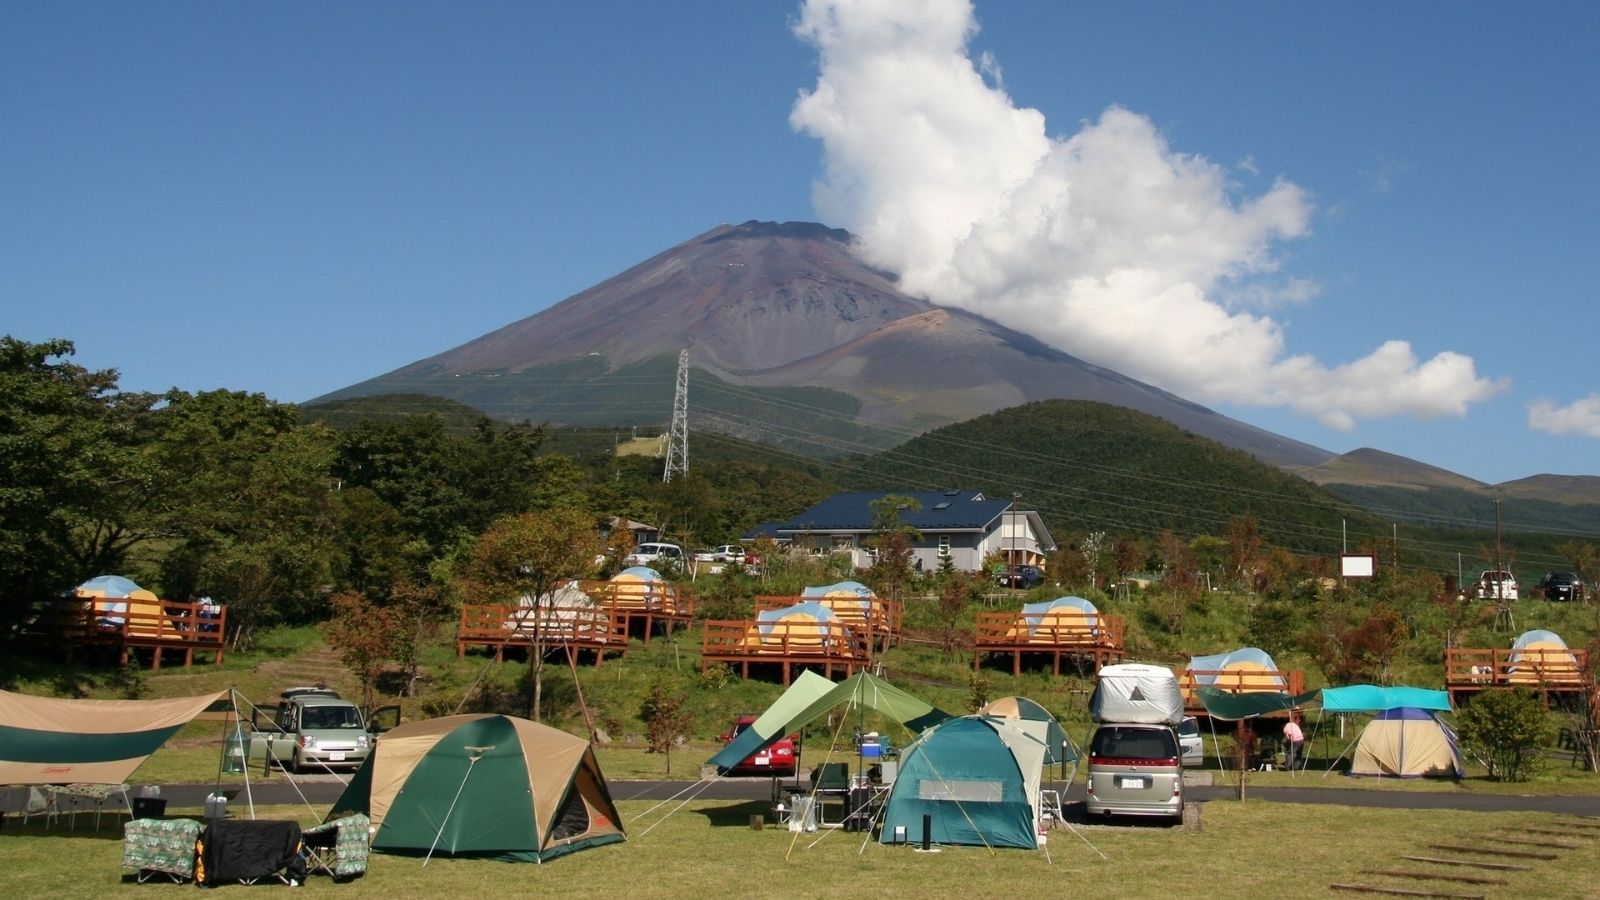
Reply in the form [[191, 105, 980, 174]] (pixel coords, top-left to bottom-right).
[[6, 800, 1599, 899]]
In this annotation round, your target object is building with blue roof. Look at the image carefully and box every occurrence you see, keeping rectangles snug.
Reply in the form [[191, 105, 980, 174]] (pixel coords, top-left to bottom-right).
[[745, 489, 1055, 575]]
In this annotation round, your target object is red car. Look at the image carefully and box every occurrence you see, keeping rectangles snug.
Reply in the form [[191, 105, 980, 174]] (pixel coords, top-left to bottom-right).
[[718, 715, 797, 776]]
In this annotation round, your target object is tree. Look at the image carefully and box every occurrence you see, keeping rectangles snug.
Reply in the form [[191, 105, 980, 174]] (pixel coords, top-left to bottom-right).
[[1455, 689, 1553, 782], [324, 591, 395, 711], [640, 676, 692, 775], [1225, 515, 1266, 592], [0, 337, 157, 634], [461, 509, 600, 721]]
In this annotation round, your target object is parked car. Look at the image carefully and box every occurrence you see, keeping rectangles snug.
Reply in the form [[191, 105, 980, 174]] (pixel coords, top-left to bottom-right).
[[1538, 571, 1585, 602], [710, 544, 744, 563], [716, 715, 797, 777], [247, 687, 399, 773], [1085, 722, 1184, 822], [994, 564, 1045, 589], [1177, 716, 1203, 767], [623, 542, 684, 569], [1475, 569, 1519, 602]]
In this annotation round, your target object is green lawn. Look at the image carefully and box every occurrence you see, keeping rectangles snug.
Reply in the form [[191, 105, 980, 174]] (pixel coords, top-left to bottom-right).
[[5, 800, 1599, 899]]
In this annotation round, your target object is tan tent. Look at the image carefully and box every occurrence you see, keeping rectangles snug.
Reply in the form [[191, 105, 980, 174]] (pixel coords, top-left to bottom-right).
[[0, 689, 228, 785], [328, 714, 624, 862], [1350, 707, 1463, 778]]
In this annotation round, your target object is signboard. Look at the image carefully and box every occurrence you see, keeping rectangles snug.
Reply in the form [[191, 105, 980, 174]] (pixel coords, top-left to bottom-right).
[[1340, 554, 1376, 578]]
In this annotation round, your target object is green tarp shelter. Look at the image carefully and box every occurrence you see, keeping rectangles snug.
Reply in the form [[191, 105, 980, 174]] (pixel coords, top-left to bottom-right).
[[328, 714, 624, 863], [0, 688, 229, 785], [879, 715, 1049, 850], [1195, 687, 1321, 721], [705, 672, 949, 772]]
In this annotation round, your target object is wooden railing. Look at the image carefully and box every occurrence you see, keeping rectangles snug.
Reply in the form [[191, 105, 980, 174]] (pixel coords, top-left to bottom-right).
[[456, 603, 627, 665], [700, 618, 870, 684], [1178, 668, 1305, 714], [972, 611, 1126, 675], [59, 597, 227, 670], [1445, 647, 1587, 690], [580, 580, 696, 641]]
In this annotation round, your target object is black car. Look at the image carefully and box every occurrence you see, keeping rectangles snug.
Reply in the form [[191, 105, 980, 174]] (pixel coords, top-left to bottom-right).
[[1539, 571, 1585, 602], [995, 564, 1045, 589]]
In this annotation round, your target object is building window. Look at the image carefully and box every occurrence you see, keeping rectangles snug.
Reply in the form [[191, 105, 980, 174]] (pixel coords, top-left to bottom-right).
[[937, 534, 951, 555], [832, 535, 854, 551]]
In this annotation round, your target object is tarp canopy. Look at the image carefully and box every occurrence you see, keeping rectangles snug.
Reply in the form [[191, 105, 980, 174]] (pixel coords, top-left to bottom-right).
[[708, 671, 834, 773], [1350, 707, 1464, 779], [0, 689, 230, 785], [1321, 685, 1451, 713], [879, 715, 1048, 850], [705, 672, 949, 771], [977, 696, 1077, 765], [1196, 687, 1321, 721], [328, 714, 624, 863]]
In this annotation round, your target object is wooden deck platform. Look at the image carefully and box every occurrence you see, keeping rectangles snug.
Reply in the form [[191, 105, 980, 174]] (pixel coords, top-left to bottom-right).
[[60, 597, 227, 670], [753, 594, 903, 653], [1445, 647, 1589, 705], [456, 603, 628, 665], [700, 619, 870, 685], [972, 611, 1126, 675]]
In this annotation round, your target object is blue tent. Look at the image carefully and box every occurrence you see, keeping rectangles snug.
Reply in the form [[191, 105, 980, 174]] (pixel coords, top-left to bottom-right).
[[1350, 707, 1463, 778]]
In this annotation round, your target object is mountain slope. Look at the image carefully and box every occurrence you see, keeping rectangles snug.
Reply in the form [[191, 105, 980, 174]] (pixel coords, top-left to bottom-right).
[[843, 399, 1374, 552], [314, 221, 1333, 468]]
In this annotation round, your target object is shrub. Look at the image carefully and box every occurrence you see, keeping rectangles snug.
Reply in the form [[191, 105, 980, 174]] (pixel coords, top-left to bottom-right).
[[1455, 688, 1553, 782]]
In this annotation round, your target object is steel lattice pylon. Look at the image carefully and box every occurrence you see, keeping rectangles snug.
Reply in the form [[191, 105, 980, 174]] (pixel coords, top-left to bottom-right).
[[663, 348, 688, 482]]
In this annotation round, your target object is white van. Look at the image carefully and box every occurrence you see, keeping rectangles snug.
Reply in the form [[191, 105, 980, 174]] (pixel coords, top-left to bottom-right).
[[623, 542, 684, 569]]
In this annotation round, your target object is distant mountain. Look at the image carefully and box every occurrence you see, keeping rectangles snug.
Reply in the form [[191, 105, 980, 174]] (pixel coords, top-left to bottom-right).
[[312, 221, 1333, 468], [1298, 448, 1600, 534]]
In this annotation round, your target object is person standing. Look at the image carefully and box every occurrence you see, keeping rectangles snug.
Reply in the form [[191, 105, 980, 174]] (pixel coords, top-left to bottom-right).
[[1283, 713, 1305, 771]]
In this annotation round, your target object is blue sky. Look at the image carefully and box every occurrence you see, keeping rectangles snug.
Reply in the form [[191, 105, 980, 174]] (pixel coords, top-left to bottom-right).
[[4, 1, 1596, 485]]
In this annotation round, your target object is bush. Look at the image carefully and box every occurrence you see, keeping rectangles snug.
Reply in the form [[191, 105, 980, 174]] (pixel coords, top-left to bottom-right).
[[1455, 689, 1554, 782]]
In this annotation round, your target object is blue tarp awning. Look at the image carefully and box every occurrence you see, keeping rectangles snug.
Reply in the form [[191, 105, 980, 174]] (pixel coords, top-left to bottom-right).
[[1321, 685, 1451, 713]]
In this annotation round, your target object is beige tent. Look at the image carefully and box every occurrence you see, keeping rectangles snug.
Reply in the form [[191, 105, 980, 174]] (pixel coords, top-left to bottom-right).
[[328, 714, 624, 862], [1350, 707, 1463, 778]]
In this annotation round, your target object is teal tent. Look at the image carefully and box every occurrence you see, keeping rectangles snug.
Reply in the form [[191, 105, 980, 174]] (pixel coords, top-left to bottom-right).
[[705, 672, 949, 772], [878, 715, 1049, 850], [976, 696, 1077, 766]]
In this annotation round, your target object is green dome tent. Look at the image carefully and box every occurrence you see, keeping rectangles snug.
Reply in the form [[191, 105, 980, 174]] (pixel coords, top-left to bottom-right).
[[878, 715, 1050, 850], [328, 714, 624, 863]]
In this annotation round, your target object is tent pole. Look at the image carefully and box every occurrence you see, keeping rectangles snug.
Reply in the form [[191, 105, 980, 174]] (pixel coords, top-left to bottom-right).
[[423, 756, 479, 866], [233, 689, 255, 819]]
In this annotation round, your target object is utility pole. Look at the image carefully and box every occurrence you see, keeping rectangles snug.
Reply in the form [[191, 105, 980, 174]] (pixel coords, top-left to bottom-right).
[[663, 349, 689, 483]]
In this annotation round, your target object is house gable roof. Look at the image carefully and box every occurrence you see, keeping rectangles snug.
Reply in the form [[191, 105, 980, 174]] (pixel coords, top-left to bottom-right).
[[775, 490, 1011, 534]]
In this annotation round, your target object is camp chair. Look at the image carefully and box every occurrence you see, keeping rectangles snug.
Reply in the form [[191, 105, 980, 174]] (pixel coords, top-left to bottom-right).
[[809, 762, 852, 826], [122, 817, 203, 883], [300, 814, 371, 881]]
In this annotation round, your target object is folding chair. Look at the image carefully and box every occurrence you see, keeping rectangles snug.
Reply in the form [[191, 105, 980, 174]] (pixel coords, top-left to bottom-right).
[[1038, 789, 1063, 829], [300, 813, 371, 881], [122, 817, 202, 883]]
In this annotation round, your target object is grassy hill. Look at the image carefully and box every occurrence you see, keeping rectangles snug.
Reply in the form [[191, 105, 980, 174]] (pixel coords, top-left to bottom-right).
[[299, 392, 499, 434], [839, 399, 1378, 552]]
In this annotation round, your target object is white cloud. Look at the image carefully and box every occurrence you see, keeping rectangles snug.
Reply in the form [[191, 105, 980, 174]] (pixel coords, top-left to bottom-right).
[[1528, 394, 1600, 438], [790, 0, 1504, 429]]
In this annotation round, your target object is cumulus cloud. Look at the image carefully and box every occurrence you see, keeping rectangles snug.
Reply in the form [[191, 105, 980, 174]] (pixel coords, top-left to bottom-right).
[[790, 0, 1505, 429], [1528, 394, 1600, 438]]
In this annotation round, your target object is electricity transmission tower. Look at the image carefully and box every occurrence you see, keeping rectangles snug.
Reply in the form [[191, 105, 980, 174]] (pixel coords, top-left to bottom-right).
[[662, 349, 689, 482]]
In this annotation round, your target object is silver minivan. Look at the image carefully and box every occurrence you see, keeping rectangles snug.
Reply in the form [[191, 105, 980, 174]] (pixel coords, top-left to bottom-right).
[[1085, 723, 1183, 821]]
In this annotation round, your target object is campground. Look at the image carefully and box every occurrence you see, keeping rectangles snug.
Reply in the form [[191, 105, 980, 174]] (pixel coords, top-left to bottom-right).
[[6, 798, 1600, 898]]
